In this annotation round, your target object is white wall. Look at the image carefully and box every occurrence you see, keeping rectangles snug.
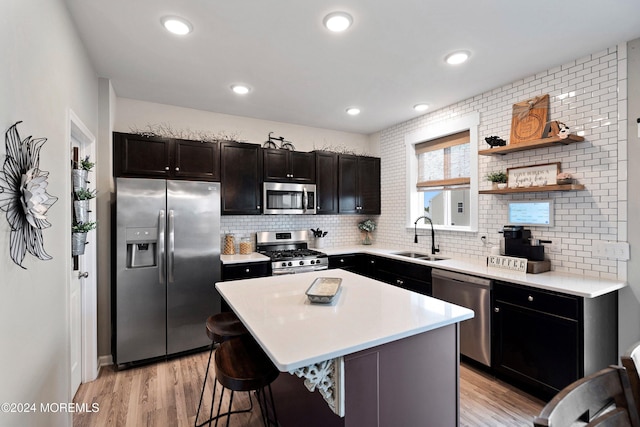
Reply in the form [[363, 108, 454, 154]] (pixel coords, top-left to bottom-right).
[[115, 98, 376, 155], [621, 38, 640, 354], [0, 1, 98, 426], [377, 46, 626, 280]]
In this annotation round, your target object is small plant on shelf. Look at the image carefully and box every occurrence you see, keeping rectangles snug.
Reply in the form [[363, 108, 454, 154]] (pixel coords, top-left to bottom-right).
[[486, 171, 507, 183]]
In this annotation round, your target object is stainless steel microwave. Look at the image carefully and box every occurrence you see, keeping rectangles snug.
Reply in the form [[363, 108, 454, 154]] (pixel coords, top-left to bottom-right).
[[263, 182, 316, 214]]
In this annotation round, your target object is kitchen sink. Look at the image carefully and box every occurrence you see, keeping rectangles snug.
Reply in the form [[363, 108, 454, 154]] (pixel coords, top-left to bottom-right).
[[393, 251, 448, 261]]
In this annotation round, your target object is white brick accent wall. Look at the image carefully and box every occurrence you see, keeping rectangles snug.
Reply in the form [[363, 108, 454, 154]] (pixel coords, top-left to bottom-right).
[[221, 45, 627, 280], [376, 46, 625, 279]]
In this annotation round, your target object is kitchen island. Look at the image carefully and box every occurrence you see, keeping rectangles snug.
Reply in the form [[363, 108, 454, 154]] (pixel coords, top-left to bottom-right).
[[216, 269, 474, 427]]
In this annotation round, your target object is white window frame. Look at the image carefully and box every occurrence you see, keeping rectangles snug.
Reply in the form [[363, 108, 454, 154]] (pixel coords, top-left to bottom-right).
[[405, 112, 479, 232]]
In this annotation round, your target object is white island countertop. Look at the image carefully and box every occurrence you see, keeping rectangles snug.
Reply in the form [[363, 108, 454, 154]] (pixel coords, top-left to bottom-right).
[[216, 269, 473, 372]]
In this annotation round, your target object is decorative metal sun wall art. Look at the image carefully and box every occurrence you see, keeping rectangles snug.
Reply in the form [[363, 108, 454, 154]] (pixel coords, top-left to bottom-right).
[[0, 121, 58, 269]]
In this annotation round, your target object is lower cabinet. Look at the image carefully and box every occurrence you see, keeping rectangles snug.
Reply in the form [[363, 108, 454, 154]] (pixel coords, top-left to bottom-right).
[[492, 281, 618, 399], [221, 261, 271, 310], [329, 254, 432, 296], [372, 256, 432, 296]]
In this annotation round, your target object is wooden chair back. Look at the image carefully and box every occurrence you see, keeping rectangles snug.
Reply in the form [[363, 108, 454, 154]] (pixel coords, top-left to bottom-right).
[[533, 366, 640, 427], [622, 341, 640, 411]]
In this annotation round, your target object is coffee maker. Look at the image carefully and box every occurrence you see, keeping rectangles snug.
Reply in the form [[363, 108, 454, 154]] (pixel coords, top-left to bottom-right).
[[502, 225, 545, 261]]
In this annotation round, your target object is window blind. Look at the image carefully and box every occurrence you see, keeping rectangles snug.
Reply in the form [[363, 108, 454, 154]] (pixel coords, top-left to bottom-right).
[[416, 130, 470, 189]]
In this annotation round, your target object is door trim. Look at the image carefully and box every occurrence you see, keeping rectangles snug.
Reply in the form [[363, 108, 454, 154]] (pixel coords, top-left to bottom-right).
[[68, 109, 98, 393]]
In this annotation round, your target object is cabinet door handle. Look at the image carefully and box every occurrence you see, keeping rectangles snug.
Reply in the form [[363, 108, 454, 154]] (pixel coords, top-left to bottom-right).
[[340, 259, 345, 263], [527, 295, 534, 302], [494, 307, 500, 313], [175, 167, 180, 171], [245, 268, 250, 273], [165, 166, 170, 171], [396, 279, 404, 285], [257, 205, 261, 209], [370, 260, 375, 264]]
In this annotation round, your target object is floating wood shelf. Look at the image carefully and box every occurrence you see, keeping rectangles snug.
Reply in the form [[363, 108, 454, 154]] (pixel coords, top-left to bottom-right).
[[480, 184, 585, 194], [478, 134, 584, 156]]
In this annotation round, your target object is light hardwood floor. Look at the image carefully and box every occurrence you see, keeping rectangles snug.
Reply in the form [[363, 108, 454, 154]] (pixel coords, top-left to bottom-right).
[[73, 350, 544, 427]]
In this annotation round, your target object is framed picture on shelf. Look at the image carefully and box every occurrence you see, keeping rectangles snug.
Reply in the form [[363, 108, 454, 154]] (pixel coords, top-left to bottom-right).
[[507, 162, 560, 188]]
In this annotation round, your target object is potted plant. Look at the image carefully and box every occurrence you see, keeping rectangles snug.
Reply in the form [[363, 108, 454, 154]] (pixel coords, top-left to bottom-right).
[[73, 155, 94, 192], [358, 219, 376, 245], [73, 188, 96, 224], [72, 221, 97, 256], [486, 171, 508, 189]]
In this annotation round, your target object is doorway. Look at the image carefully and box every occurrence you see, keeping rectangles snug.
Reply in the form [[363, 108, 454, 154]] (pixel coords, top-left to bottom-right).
[[68, 109, 98, 399]]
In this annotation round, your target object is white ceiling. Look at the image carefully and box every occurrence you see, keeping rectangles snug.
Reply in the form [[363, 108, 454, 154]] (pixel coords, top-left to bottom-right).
[[64, 0, 640, 135]]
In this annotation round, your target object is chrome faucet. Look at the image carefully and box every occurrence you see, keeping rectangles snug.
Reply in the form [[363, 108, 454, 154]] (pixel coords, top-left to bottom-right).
[[414, 215, 440, 255]]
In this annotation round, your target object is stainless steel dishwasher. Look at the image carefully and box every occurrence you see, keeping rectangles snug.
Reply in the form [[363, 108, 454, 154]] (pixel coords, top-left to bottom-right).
[[431, 269, 492, 367]]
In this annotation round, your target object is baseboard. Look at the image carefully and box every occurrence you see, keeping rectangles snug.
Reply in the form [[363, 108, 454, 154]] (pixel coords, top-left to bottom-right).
[[98, 354, 113, 368]]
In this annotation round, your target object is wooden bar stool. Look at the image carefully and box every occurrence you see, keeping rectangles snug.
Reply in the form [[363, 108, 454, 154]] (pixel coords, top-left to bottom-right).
[[195, 312, 249, 427], [212, 335, 280, 427]]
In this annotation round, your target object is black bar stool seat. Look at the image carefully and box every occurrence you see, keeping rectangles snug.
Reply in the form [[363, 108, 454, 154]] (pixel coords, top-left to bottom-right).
[[195, 312, 250, 427], [206, 312, 249, 343], [213, 335, 280, 426]]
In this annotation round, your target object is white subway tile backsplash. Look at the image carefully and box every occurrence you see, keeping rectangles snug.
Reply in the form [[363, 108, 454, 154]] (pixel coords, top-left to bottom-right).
[[375, 44, 626, 278]]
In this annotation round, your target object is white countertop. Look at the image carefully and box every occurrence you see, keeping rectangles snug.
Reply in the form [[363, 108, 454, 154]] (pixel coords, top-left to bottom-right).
[[320, 246, 626, 298], [215, 269, 474, 372], [220, 252, 270, 264]]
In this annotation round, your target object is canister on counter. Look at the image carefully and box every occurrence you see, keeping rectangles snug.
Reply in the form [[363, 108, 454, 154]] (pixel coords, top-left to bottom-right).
[[223, 234, 235, 255], [239, 237, 252, 254]]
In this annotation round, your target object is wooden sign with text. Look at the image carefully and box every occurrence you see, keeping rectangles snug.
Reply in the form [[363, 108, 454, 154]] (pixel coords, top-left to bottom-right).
[[487, 255, 528, 273]]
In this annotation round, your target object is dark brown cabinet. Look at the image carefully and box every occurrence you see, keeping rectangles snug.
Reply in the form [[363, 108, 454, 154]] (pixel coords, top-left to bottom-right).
[[220, 141, 263, 215], [373, 256, 432, 295], [492, 281, 617, 399], [222, 261, 271, 281], [329, 254, 431, 295], [315, 151, 338, 214], [263, 149, 315, 183], [338, 155, 381, 214], [113, 132, 220, 181]]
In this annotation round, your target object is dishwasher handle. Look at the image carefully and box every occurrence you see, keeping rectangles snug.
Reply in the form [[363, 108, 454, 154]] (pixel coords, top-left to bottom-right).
[[431, 269, 492, 287]]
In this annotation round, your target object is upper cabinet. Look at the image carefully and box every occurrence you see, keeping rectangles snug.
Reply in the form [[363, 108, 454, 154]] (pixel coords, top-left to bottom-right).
[[113, 132, 220, 181], [338, 155, 381, 215], [220, 141, 262, 215], [263, 149, 315, 183], [315, 151, 338, 214]]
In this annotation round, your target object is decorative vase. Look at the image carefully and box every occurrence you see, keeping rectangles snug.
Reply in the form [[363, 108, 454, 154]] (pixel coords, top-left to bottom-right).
[[362, 232, 372, 245], [72, 169, 88, 192], [73, 200, 90, 224], [72, 232, 88, 256]]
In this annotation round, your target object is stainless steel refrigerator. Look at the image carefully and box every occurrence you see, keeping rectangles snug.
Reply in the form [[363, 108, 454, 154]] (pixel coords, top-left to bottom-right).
[[113, 177, 221, 365]]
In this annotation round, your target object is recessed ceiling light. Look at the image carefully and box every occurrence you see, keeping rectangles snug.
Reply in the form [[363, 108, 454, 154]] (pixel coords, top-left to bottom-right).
[[323, 12, 353, 32], [413, 104, 429, 112], [346, 107, 360, 116], [161, 16, 193, 35], [445, 51, 470, 65], [231, 84, 250, 95]]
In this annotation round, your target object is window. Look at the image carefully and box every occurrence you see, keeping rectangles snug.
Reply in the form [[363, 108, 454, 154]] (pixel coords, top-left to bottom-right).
[[405, 113, 479, 232]]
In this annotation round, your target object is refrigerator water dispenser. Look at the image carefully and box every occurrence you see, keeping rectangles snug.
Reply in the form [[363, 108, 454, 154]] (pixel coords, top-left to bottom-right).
[[126, 227, 157, 268]]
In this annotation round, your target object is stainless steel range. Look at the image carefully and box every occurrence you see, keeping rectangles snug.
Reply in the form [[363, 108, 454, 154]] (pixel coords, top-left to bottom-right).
[[256, 230, 328, 275]]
